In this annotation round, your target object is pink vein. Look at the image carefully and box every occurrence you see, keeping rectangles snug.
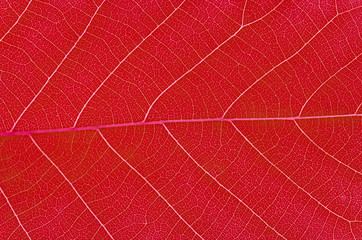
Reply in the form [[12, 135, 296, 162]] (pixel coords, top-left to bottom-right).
[[163, 124, 287, 239], [143, 0, 286, 122], [230, 122, 359, 222], [72, 0, 187, 127], [241, 0, 248, 26], [293, 120, 361, 175], [0, 0, 33, 42], [97, 129, 205, 240], [9, 1, 106, 132], [1, 113, 359, 136], [29, 135, 115, 240], [222, 7, 360, 118], [0, 187, 32, 239], [299, 53, 361, 116], [355, 103, 362, 114]]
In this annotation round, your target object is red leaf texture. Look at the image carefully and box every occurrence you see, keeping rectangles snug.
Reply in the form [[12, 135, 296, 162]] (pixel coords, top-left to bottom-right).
[[0, 0, 361, 239]]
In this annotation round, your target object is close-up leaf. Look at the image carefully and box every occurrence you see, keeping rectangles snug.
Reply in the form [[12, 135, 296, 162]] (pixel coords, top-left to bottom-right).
[[0, 0, 361, 239]]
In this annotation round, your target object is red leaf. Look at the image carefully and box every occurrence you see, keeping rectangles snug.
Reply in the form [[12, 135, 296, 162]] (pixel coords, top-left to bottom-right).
[[0, 0, 361, 239]]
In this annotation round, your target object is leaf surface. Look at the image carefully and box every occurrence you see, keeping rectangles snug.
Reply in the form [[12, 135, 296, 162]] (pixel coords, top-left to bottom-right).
[[0, 0, 361, 239]]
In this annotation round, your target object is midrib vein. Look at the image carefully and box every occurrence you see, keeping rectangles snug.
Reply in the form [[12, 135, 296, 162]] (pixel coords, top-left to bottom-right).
[[1, 113, 359, 136]]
